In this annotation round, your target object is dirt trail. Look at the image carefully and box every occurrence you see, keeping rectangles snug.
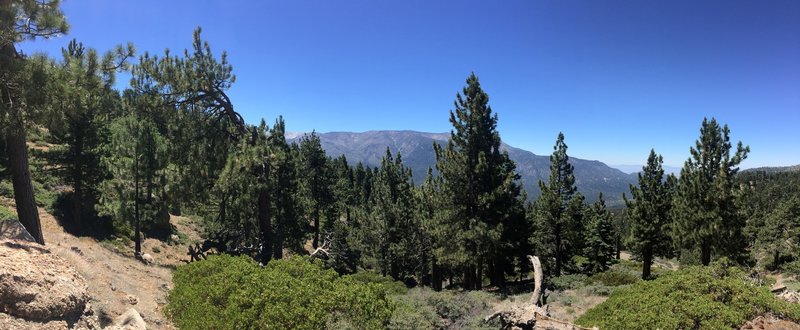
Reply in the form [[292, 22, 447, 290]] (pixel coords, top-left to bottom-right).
[[37, 209, 198, 329]]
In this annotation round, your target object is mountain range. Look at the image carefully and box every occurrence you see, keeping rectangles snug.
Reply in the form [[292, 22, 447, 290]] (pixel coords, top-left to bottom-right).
[[289, 130, 637, 205]]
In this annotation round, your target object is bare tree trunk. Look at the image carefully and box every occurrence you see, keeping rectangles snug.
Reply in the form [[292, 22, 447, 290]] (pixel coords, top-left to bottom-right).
[[133, 154, 141, 257], [258, 188, 272, 264], [701, 238, 711, 266], [642, 248, 652, 280], [528, 255, 543, 306], [554, 228, 562, 276], [476, 260, 483, 290], [312, 204, 319, 249], [432, 256, 442, 291], [5, 128, 44, 244]]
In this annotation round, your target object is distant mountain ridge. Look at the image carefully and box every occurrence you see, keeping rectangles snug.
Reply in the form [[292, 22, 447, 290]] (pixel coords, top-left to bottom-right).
[[741, 164, 800, 174], [289, 130, 637, 204]]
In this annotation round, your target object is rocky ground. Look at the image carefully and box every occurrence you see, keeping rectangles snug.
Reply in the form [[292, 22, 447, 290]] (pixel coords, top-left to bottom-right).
[[1, 205, 204, 330]]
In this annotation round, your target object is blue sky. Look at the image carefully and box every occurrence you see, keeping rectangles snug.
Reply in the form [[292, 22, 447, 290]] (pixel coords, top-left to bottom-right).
[[19, 0, 800, 169]]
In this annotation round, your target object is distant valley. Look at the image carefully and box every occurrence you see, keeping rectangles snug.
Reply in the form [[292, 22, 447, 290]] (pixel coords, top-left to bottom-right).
[[289, 130, 638, 204]]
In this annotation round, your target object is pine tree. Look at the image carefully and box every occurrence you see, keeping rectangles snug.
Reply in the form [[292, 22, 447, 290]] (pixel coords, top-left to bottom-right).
[[625, 150, 675, 279], [297, 132, 333, 249], [98, 111, 168, 257], [268, 117, 303, 259], [758, 197, 800, 269], [433, 73, 524, 290], [534, 132, 584, 276], [672, 117, 749, 266], [1, 0, 69, 244], [583, 193, 616, 274], [360, 149, 416, 279], [46, 39, 132, 231]]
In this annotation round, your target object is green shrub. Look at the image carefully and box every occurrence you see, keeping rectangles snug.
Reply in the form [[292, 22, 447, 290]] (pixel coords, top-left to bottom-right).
[[0, 180, 13, 198], [576, 260, 800, 329], [347, 271, 408, 295], [550, 274, 589, 290], [0, 205, 16, 222], [579, 284, 617, 297], [586, 269, 639, 286], [167, 255, 395, 330], [388, 287, 497, 329], [784, 260, 800, 276]]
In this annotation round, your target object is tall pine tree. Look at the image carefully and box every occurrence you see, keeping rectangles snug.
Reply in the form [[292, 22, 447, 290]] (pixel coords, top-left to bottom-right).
[[433, 73, 524, 290], [1, 0, 69, 244], [672, 117, 749, 266], [534, 132, 584, 276], [625, 149, 675, 279]]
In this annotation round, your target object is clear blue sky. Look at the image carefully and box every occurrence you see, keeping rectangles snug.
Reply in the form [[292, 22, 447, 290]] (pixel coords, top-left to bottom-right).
[[19, 0, 800, 168]]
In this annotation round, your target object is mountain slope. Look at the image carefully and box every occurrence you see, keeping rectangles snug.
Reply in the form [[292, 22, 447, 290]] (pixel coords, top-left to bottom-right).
[[290, 130, 636, 204]]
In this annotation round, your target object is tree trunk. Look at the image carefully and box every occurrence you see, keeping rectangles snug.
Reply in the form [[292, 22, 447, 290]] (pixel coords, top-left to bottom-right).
[[528, 255, 543, 306], [476, 260, 483, 290], [432, 256, 442, 291], [642, 248, 652, 280], [5, 128, 44, 244], [312, 204, 320, 249], [134, 155, 141, 257], [554, 228, 562, 276], [72, 131, 83, 229], [272, 224, 283, 260], [774, 250, 780, 270], [258, 188, 272, 264], [700, 238, 711, 266]]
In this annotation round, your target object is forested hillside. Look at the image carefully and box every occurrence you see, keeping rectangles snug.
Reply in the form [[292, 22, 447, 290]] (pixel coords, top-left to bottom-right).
[[291, 130, 637, 203], [2, 2, 799, 329]]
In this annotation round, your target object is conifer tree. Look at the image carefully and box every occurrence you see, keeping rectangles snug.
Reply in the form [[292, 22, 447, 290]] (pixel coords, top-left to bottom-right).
[[758, 197, 800, 269], [361, 149, 416, 279], [297, 132, 333, 249], [672, 117, 749, 265], [625, 150, 674, 279], [268, 117, 302, 259], [583, 193, 616, 273], [434, 73, 524, 290], [1, 0, 69, 244], [534, 132, 584, 276], [47, 39, 132, 231], [98, 111, 168, 257]]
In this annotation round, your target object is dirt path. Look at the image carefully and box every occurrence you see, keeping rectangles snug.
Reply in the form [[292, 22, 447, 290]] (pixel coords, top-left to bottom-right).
[[38, 209, 194, 329]]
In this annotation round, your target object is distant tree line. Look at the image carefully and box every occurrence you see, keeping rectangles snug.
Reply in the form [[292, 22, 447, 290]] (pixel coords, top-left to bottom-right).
[[3, 0, 795, 290]]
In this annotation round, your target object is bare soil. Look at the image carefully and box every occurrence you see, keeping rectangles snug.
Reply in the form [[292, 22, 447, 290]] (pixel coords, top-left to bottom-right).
[[31, 208, 203, 329]]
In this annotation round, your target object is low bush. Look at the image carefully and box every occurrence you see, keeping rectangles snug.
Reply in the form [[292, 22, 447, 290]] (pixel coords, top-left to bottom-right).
[[550, 274, 589, 290], [167, 255, 395, 330], [0, 205, 16, 222], [783, 260, 800, 277], [347, 271, 408, 295], [586, 268, 639, 286], [389, 287, 498, 329], [576, 260, 800, 329]]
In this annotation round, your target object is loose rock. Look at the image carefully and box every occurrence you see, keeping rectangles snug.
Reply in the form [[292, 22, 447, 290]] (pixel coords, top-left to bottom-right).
[[0, 239, 90, 321]]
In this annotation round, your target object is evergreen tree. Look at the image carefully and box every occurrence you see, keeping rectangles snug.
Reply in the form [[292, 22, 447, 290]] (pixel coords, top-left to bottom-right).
[[672, 117, 749, 266], [433, 73, 525, 290], [98, 112, 168, 256], [360, 149, 416, 280], [268, 117, 303, 259], [624, 150, 675, 279], [415, 167, 440, 289], [583, 193, 616, 274], [758, 197, 800, 269], [0, 0, 69, 244], [297, 132, 333, 249], [46, 39, 132, 231], [534, 132, 584, 276]]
